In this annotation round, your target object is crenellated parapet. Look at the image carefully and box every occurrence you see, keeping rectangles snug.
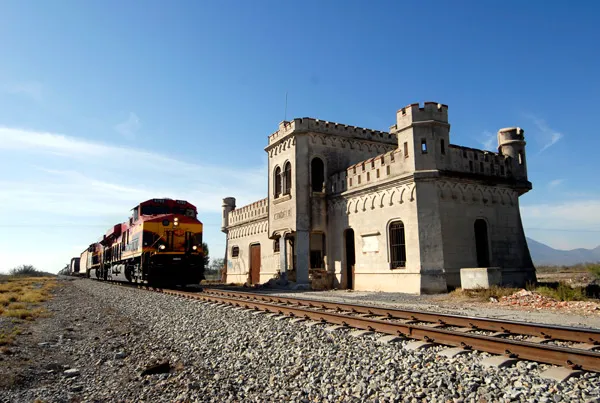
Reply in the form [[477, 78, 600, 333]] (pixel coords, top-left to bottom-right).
[[327, 141, 523, 196], [228, 198, 269, 227], [445, 145, 514, 178], [390, 102, 449, 133], [328, 149, 410, 194], [267, 118, 397, 147]]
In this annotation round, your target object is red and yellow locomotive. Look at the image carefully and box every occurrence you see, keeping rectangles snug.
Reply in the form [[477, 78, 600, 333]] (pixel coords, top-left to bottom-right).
[[82, 198, 204, 286]]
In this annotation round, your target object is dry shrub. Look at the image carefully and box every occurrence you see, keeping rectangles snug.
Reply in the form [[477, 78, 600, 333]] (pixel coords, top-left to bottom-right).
[[536, 282, 587, 301], [5, 308, 45, 320], [7, 302, 26, 310], [450, 286, 518, 302]]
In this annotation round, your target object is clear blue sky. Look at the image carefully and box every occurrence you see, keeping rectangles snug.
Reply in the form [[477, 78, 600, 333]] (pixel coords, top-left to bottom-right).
[[1, 0, 599, 273]]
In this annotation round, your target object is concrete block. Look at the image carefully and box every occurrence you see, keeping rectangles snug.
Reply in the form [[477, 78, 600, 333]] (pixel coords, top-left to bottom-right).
[[290, 318, 306, 324], [438, 347, 471, 358], [251, 311, 266, 316], [480, 355, 517, 368], [266, 313, 280, 318], [376, 335, 404, 344], [539, 367, 583, 382], [460, 267, 502, 290], [274, 315, 291, 321], [405, 340, 435, 351], [304, 321, 322, 327]]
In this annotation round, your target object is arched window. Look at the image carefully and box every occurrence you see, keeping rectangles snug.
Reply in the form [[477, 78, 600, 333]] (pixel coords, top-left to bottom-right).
[[389, 220, 406, 269], [284, 162, 292, 195], [274, 167, 282, 198], [474, 219, 490, 267], [311, 157, 325, 192]]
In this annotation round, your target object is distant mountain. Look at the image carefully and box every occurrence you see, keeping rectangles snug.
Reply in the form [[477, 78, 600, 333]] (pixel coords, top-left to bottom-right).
[[526, 237, 600, 266]]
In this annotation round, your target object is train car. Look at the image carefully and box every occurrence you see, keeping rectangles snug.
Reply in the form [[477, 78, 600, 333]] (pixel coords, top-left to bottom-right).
[[69, 257, 81, 275], [79, 247, 91, 277], [89, 198, 204, 286]]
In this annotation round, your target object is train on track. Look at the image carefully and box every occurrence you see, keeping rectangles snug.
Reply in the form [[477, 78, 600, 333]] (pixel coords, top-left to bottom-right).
[[69, 198, 205, 287]]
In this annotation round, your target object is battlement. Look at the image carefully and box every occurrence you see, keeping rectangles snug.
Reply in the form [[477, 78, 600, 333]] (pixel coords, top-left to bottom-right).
[[268, 117, 397, 146], [328, 149, 411, 193], [445, 145, 514, 178], [228, 198, 268, 227], [327, 142, 519, 195], [391, 102, 449, 133]]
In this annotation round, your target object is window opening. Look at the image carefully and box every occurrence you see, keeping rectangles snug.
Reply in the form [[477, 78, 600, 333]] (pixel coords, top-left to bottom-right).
[[441, 139, 446, 155], [311, 158, 325, 192], [231, 246, 240, 258], [404, 142, 409, 158], [421, 139, 427, 154], [274, 167, 282, 198], [469, 161, 473, 172], [389, 221, 406, 268], [284, 162, 292, 195]]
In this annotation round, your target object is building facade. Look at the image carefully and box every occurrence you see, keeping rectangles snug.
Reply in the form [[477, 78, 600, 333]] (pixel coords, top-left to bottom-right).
[[221, 102, 536, 294]]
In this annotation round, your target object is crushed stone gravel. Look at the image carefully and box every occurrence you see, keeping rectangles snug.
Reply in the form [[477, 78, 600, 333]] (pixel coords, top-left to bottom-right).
[[1, 278, 598, 403]]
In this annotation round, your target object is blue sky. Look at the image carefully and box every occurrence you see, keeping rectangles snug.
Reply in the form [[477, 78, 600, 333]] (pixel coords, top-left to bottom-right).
[[1, 1, 599, 273]]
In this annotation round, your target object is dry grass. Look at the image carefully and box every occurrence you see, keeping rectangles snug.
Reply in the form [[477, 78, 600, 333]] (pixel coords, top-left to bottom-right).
[[0, 328, 21, 346], [0, 276, 56, 326], [449, 286, 519, 302]]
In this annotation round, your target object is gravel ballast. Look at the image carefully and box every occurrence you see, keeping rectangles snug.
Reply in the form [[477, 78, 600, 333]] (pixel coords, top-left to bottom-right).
[[1, 279, 599, 402]]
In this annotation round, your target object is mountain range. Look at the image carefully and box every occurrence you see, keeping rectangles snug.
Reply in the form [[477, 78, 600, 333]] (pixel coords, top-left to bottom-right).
[[526, 237, 600, 266]]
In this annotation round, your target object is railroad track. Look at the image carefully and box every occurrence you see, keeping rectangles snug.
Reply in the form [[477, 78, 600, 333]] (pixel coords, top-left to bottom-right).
[[97, 279, 600, 375], [170, 287, 600, 375]]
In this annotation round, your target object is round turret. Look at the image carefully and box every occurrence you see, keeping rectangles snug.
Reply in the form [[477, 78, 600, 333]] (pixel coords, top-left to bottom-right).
[[497, 127, 527, 180], [221, 197, 236, 232]]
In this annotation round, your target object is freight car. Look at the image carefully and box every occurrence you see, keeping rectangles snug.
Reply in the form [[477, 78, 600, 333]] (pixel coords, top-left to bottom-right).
[[74, 198, 205, 287], [69, 257, 81, 275]]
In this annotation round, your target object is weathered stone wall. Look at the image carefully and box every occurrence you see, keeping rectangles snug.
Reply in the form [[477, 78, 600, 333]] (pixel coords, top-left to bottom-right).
[[435, 180, 535, 287]]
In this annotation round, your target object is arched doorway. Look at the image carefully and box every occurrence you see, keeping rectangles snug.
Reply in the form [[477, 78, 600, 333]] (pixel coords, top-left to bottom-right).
[[474, 219, 490, 267], [344, 229, 355, 289]]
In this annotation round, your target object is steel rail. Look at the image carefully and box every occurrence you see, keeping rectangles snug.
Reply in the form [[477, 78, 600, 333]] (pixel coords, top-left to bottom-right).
[[202, 288, 600, 345], [162, 289, 600, 372]]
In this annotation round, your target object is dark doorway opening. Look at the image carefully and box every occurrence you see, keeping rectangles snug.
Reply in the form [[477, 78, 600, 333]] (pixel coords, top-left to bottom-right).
[[250, 244, 261, 284], [474, 219, 490, 267], [311, 158, 325, 192], [344, 229, 355, 289]]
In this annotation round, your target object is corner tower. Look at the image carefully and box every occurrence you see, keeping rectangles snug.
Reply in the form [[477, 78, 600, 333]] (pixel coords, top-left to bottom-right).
[[497, 127, 528, 183], [221, 197, 236, 232], [391, 102, 450, 171]]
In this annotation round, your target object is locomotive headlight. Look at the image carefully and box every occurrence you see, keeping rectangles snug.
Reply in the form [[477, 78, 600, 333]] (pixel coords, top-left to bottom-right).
[[192, 245, 197, 250], [174, 217, 179, 222], [158, 244, 166, 250], [174, 221, 179, 226]]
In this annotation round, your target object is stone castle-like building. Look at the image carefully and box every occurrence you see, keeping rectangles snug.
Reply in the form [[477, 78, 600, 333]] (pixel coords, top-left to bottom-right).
[[221, 102, 536, 294]]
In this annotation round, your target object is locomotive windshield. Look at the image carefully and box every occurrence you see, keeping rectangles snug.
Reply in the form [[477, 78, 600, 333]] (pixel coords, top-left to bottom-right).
[[141, 205, 172, 215], [140, 205, 197, 217]]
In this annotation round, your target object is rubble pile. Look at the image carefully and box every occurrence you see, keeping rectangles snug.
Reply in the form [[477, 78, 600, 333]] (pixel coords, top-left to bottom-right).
[[495, 289, 600, 314]]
